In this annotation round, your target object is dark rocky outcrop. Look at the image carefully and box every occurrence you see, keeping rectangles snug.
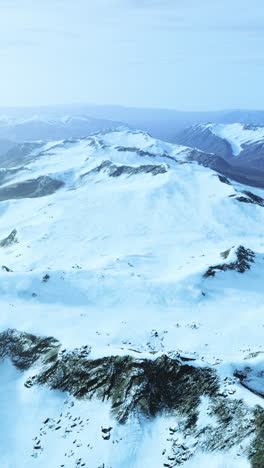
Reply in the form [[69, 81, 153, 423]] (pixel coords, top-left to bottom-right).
[[0, 329, 216, 424], [2, 265, 13, 272], [204, 246, 255, 278], [0, 329, 263, 466], [185, 148, 231, 171], [0, 176, 64, 201], [115, 145, 178, 163], [116, 143, 234, 174], [0, 228, 18, 247], [250, 408, 264, 468], [34, 353, 218, 424], [81, 160, 167, 179], [0, 329, 60, 370], [217, 174, 232, 185], [230, 191, 264, 207]]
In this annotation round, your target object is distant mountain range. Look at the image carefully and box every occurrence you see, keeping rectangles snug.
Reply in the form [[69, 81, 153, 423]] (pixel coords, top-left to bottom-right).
[[2, 104, 264, 143], [1, 106, 264, 189], [175, 122, 264, 186], [0, 114, 122, 144]]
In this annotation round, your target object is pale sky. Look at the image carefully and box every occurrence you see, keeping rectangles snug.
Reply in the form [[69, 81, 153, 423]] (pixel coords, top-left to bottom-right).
[[0, 0, 264, 110]]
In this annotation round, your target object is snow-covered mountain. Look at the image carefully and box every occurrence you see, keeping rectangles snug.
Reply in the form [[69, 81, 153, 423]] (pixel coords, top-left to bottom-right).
[[0, 128, 264, 467], [3, 105, 264, 143], [176, 123, 264, 171], [0, 115, 122, 144], [208, 123, 264, 157]]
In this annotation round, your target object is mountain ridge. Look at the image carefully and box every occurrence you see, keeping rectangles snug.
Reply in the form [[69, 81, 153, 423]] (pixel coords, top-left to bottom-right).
[[0, 127, 263, 467]]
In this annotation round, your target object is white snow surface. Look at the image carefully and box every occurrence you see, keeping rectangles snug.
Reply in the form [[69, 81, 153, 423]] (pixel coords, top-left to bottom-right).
[[0, 128, 263, 467]]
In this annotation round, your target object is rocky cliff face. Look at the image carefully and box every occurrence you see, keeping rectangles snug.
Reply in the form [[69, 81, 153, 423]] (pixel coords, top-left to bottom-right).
[[174, 123, 264, 188], [0, 329, 263, 467], [232, 141, 264, 169], [175, 125, 234, 160]]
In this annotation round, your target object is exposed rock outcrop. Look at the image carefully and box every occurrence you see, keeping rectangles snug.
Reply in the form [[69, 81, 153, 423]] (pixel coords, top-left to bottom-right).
[[0, 229, 18, 247], [204, 246, 255, 278], [81, 160, 167, 179], [0, 329, 264, 466], [175, 125, 233, 160], [0, 175, 64, 201], [230, 190, 264, 207]]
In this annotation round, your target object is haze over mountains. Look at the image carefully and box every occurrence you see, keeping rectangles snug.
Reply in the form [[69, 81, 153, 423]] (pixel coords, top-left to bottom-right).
[[1, 105, 264, 189], [175, 122, 264, 188], [176, 122, 264, 166], [2, 105, 264, 143]]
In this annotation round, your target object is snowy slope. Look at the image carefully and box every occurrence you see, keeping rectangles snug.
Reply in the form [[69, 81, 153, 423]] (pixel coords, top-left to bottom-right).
[[175, 122, 264, 175], [209, 123, 264, 156], [0, 128, 263, 467], [177, 122, 264, 157]]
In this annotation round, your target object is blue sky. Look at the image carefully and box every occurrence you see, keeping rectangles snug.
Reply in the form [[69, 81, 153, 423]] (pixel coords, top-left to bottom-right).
[[0, 0, 264, 110]]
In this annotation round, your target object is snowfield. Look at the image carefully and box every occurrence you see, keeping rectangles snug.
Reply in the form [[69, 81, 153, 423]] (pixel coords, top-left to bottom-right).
[[0, 128, 263, 468]]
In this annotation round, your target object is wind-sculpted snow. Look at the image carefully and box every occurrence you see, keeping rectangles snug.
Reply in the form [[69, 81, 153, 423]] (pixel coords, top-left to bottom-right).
[[0, 128, 263, 467]]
